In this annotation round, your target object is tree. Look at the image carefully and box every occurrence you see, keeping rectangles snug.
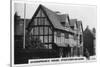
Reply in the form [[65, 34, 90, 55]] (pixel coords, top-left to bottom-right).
[[25, 33, 45, 49]]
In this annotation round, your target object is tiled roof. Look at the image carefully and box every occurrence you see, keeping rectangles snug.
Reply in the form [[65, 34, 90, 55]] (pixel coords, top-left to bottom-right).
[[41, 5, 70, 31], [69, 19, 77, 26], [69, 19, 83, 31]]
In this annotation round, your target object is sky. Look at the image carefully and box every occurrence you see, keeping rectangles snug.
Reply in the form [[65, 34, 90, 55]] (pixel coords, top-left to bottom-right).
[[14, 2, 97, 30]]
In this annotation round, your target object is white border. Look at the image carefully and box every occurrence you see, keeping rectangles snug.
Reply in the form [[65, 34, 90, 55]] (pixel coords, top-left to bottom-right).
[[11, 0, 97, 67]]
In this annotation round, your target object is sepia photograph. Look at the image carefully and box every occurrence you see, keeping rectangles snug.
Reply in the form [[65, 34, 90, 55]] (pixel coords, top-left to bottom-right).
[[11, 1, 97, 66]]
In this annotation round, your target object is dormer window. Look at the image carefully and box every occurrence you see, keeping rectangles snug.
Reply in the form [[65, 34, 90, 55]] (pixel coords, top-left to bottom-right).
[[70, 26, 74, 30], [60, 22, 65, 27]]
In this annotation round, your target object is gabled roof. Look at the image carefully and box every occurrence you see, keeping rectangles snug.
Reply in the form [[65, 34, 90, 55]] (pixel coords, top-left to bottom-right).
[[69, 19, 77, 26], [57, 14, 69, 23], [41, 5, 66, 30], [76, 20, 83, 32], [28, 4, 73, 33], [76, 21, 82, 28], [69, 19, 83, 32], [84, 26, 95, 39]]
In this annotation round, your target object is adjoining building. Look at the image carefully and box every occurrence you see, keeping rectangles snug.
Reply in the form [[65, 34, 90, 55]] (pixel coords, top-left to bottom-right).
[[27, 4, 84, 57], [14, 12, 30, 49], [83, 26, 96, 56]]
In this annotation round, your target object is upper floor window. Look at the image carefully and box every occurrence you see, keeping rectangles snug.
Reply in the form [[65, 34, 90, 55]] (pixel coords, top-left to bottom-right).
[[74, 34, 78, 40], [65, 33, 69, 39], [80, 35, 82, 44], [56, 31, 61, 37], [60, 22, 65, 27]]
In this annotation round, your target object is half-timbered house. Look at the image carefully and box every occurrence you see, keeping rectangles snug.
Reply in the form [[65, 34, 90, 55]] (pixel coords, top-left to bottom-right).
[[27, 4, 83, 57]]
